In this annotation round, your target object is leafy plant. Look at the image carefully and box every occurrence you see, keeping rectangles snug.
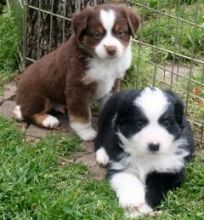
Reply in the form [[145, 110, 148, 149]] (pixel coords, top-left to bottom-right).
[[0, 9, 20, 92]]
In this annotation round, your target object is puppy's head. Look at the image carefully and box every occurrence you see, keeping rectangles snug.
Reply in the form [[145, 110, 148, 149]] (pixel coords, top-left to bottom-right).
[[114, 88, 185, 156], [72, 4, 140, 59]]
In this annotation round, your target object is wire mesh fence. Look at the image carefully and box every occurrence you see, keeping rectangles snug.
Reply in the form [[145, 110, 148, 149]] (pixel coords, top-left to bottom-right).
[[127, 0, 204, 148], [11, 0, 204, 148]]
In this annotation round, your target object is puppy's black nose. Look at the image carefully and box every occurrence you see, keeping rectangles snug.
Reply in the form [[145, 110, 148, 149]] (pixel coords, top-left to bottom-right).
[[105, 45, 117, 56], [149, 143, 160, 152]]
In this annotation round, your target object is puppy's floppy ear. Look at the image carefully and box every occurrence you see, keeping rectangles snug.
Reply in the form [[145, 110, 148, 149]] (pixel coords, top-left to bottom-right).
[[72, 7, 92, 38], [174, 98, 185, 128], [124, 7, 140, 37], [165, 90, 185, 128]]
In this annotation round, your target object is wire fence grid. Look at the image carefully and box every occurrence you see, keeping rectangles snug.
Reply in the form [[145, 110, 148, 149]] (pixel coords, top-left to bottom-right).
[[10, 0, 204, 148]]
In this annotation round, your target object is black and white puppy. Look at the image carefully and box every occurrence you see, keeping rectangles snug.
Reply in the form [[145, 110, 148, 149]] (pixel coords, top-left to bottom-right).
[[95, 87, 194, 217]]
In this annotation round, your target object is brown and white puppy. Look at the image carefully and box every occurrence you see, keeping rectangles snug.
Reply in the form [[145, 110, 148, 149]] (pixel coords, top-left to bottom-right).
[[13, 4, 140, 141]]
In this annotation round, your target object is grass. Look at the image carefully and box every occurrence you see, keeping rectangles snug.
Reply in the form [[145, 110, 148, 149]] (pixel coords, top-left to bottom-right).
[[0, 117, 123, 220], [137, 15, 204, 59], [0, 116, 203, 219]]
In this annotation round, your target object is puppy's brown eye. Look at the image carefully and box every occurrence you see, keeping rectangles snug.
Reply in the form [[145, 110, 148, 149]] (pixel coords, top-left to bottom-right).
[[92, 32, 103, 40], [115, 31, 125, 37]]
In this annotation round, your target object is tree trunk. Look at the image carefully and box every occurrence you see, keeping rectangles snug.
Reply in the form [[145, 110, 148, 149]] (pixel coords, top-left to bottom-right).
[[25, 0, 105, 66]]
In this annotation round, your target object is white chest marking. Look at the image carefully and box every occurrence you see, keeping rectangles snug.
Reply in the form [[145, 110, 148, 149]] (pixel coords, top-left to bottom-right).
[[111, 138, 188, 182], [86, 45, 132, 99]]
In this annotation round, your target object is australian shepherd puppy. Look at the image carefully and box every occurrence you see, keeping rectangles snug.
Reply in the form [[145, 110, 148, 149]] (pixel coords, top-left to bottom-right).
[[13, 4, 140, 141], [95, 87, 194, 217]]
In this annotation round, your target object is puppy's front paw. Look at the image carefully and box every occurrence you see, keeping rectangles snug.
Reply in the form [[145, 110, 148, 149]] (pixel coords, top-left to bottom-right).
[[78, 127, 97, 141], [96, 147, 109, 166], [70, 121, 97, 141], [138, 203, 153, 214], [125, 203, 154, 218], [119, 193, 145, 210], [42, 115, 60, 128]]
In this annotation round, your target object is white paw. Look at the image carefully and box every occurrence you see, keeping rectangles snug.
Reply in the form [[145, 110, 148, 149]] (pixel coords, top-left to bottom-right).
[[70, 121, 97, 141], [110, 172, 146, 212], [13, 105, 24, 121], [138, 203, 153, 214], [125, 203, 153, 218], [96, 147, 109, 166], [119, 193, 145, 209], [42, 115, 60, 128], [78, 127, 97, 141]]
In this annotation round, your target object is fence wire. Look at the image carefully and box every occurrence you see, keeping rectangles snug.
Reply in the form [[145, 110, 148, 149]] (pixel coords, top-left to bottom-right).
[[126, 0, 204, 148]]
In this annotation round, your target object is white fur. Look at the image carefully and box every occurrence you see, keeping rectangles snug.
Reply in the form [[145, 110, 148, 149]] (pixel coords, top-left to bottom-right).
[[100, 10, 115, 34], [86, 45, 131, 99], [135, 88, 169, 122], [110, 171, 153, 216], [95, 10, 124, 59], [42, 115, 60, 128], [131, 124, 175, 155], [70, 121, 97, 141], [96, 147, 109, 166], [137, 203, 153, 214], [110, 172, 145, 208], [126, 203, 153, 218], [13, 105, 24, 121], [115, 132, 188, 181]]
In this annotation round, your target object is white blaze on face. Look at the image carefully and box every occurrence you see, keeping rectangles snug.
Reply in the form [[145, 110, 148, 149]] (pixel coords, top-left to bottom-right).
[[130, 88, 175, 155], [135, 88, 168, 121], [95, 9, 125, 59]]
